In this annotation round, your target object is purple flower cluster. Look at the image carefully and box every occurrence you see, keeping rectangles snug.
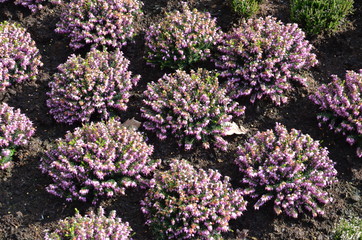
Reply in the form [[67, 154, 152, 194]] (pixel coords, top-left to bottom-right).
[[235, 123, 337, 218], [141, 69, 245, 151], [214, 16, 318, 105], [44, 207, 133, 240], [55, 0, 142, 49], [0, 103, 35, 170], [144, 3, 222, 69], [47, 48, 140, 124], [0, 0, 47, 12], [141, 159, 247, 239], [310, 70, 362, 158], [0, 21, 43, 91], [40, 118, 160, 204]]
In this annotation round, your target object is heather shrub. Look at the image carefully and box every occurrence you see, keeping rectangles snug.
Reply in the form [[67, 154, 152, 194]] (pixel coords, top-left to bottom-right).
[[39, 118, 160, 204], [229, 0, 262, 18], [44, 207, 133, 240], [0, 0, 47, 12], [235, 123, 337, 218], [333, 216, 362, 240], [141, 159, 247, 240], [47, 48, 140, 124], [310, 70, 362, 158], [144, 3, 222, 70], [55, 0, 142, 50], [141, 68, 245, 151], [290, 0, 354, 36], [0, 103, 35, 170], [0, 21, 43, 91], [214, 16, 318, 105]]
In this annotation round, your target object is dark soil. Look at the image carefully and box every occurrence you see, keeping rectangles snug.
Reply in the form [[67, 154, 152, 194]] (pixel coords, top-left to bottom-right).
[[0, 0, 361, 239]]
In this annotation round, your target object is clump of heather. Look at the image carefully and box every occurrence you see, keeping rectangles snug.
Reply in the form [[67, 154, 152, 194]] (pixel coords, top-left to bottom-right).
[[235, 123, 337, 218], [0, 103, 35, 170], [40, 118, 160, 204], [0, 0, 47, 12], [333, 216, 362, 240], [47, 48, 140, 124], [214, 16, 318, 105], [44, 207, 133, 240], [310, 70, 362, 158], [291, 0, 354, 36], [55, 0, 142, 50], [141, 159, 247, 240], [144, 3, 222, 70], [141, 68, 245, 151], [0, 21, 43, 91]]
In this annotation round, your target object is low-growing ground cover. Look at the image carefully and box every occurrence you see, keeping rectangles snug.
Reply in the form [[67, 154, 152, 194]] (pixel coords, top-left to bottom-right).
[[0, 0, 361, 239]]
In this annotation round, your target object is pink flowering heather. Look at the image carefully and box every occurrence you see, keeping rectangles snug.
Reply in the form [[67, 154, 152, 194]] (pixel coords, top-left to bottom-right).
[[40, 118, 160, 204], [0, 21, 43, 91], [47, 48, 140, 124], [310, 70, 362, 158], [144, 3, 222, 69], [55, 0, 142, 50], [0, 103, 35, 170], [141, 69, 245, 151], [0, 0, 50, 12], [235, 123, 337, 218], [44, 207, 133, 240], [214, 16, 318, 105], [141, 159, 247, 240]]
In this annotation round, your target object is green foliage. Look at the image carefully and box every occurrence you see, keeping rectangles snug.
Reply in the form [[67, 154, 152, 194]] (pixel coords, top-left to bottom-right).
[[333, 217, 362, 240], [290, 0, 354, 35], [230, 0, 262, 17]]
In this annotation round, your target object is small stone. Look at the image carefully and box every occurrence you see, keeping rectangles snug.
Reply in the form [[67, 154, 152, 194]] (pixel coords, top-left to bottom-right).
[[351, 193, 361, 202]]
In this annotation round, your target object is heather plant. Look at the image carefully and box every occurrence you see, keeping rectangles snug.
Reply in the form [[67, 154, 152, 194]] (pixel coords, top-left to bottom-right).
[[44, 207, 133, 240], [144, 3, 222, 70], [235, 123, 338, 218], [141, 68, 245, 151], [333, 216, 362, 240], [229, 0, 262, 18], [141, 159, 247, 240], [0, 21, 43, 91], [39, 118, 160, 204], [214, 16, 318, 105], [47, 48, 140, 124], [0, 103, 35, 170], [310, 70, 362, 158], [0, 0, 47, 12], [290, 0, 354, 36], [55, 0, 142, 50]]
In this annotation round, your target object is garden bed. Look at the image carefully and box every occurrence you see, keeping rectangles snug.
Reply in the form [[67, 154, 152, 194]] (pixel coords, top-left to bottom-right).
[[0, 0, 361, 239]]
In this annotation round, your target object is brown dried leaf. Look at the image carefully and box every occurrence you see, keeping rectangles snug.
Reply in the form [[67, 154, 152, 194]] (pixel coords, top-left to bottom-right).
[[122, 118, 141, 131], [222, 122, 248, 135]]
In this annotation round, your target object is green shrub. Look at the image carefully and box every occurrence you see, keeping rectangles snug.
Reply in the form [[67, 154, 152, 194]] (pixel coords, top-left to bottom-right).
[[290, 0, 354, 35], [229, 0, 262, 18], [333, 217, 362, 240]]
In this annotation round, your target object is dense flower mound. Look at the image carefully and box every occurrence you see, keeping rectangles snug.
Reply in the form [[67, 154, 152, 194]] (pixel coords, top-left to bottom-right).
[[40, 118, 161, 204], [55, 0, 142, 49], [144, 3, 222, 70], [141, 68, 245, 151], [0, 21, 43, 91], [214, 16, 318, 105], [141, 159, 247, 240], [0, 0, 47, 12], [310, 70, 362, 158], [47, 48, 140, 124], [44, 207, 133, 240], [235, 123, 337, 218], [0, 103, 35, 170]]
